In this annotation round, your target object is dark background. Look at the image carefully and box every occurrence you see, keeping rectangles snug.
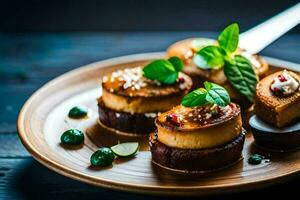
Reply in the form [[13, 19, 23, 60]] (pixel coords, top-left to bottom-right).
[[1, 0, 300, 32]]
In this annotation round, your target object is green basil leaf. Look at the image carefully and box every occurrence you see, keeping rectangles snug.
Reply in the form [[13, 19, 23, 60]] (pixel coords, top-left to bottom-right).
[[204, 81, 230, 107], [204, 81, 212, 91], [143, 60, 178, 84], [218, 23, 239, 53], [181, 88, 208, 107], [168, 56, 183, 72], [224, 55, 258, 101], [193, 46, 225, 69]]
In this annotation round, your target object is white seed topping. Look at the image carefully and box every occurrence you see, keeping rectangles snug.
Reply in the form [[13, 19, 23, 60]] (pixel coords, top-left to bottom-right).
[[102, 76, 108, 83], [104, 66, 186, 92], [144, 112, 157, 118], [179, 84, 186, 90], [205, 113, 212, 119]]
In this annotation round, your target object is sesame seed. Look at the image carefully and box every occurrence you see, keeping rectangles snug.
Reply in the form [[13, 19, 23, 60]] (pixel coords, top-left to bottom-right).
[[144, 113, 157, 118], [179, 84, 186, 90], [102, 76, 108, 83]]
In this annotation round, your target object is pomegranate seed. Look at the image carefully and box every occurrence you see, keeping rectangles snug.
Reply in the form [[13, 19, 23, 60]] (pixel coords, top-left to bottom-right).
[[166, 114, 180, 126], [273, 87, 280, 92], [178, 77, 185, 83], [278, 75, 287, 82]]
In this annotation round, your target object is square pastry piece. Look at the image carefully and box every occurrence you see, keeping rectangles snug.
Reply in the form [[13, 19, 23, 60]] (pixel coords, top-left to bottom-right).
[[255, 70, 300, 128]]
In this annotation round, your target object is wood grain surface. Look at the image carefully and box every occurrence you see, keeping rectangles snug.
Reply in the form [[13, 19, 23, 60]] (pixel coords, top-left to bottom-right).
[[17, 52, 300, 196]]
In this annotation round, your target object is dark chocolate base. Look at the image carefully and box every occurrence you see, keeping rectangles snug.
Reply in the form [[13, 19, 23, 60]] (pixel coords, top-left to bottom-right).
[[98, 99, 156, 135], [150, 129, 246, 172], [250, 115, 300, 151]]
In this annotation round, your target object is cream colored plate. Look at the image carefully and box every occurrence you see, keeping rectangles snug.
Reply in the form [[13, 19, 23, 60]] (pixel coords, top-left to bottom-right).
[[17, 52, 300, 196]]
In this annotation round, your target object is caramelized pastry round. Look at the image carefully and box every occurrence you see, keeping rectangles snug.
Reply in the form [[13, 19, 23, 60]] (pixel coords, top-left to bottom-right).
[[167, 38, 269, 78], [98, 66, 192, 135], [255, 70, 300, 128], [155, 103, 242, 149], [167, 38, 269, 103], [150, 130, 246, 172], [101, 67, 192, 114]]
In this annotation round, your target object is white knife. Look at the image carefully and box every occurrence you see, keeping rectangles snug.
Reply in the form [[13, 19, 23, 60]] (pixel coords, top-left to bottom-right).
[[239, 2, 300, 54]]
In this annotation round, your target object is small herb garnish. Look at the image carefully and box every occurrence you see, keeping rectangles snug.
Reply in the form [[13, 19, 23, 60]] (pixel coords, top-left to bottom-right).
[[143, 56, 183, 84], [182, 81, 230, 107], [193, 23, 258, 101]]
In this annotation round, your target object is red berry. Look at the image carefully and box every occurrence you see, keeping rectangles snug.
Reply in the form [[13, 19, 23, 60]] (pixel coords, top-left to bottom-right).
[[178, 77, 185, 83], [278, 75, 287, 82], [273, 87, 280, 92], [166, 114, 180, 126]]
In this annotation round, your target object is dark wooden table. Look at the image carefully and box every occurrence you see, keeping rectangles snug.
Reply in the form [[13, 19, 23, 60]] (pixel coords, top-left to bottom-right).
[[0, 32, 299, 199]]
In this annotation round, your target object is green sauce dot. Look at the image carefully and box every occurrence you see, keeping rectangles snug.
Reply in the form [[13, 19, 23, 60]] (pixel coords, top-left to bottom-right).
[[60, 129, 84, 145], [90, 147, 115, 167], [68, 106, 88, 119], [248, 154, 264, 165]]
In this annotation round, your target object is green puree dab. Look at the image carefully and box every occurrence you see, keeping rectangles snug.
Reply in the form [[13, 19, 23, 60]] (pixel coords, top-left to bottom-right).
[[60, 129, 84, 145], [68, 106, 88, 119], [90, 147, 115, 167], [248, 154, 264, 165]]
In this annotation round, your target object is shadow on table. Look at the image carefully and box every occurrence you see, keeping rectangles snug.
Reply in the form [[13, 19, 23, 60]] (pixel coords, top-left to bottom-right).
[[10, 158, 298, 200]]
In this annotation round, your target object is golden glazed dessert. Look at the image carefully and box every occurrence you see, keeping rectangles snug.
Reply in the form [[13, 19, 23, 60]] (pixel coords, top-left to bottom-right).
[[167, 23, 267, 106], [150, 82, 246, 172], [168, 38, 268, 84], [98, 58, 193, 135], [255, 70, 300, 127], [250, 70, 300, 150]]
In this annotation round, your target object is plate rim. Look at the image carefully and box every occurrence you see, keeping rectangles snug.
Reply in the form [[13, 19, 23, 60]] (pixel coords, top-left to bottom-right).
[[17, 52, 300, 195]]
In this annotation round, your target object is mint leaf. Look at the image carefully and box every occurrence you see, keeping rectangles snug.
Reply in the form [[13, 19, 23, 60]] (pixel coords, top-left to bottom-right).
[[218, 23, 239, 53], [168, 56, 183, 72], [143, 60, 178, 84], [193, 46, 225, 69], [224, 55, 258, 101], [204, 81, 230, 107], [181, 82, 230, 107], [181, 88, 208, 107], [204, 81, 212, 91]]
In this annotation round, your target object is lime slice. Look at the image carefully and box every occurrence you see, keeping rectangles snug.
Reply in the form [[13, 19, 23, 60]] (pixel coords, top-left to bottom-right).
[[111, 142, 139, 157]]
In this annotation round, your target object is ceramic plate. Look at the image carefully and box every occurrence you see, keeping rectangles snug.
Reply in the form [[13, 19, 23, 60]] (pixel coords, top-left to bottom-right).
[[17, 52, 300, 196]]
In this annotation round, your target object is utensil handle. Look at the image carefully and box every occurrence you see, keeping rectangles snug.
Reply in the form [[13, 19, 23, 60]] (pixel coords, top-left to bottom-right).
[[239, 3, 300, 54]]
